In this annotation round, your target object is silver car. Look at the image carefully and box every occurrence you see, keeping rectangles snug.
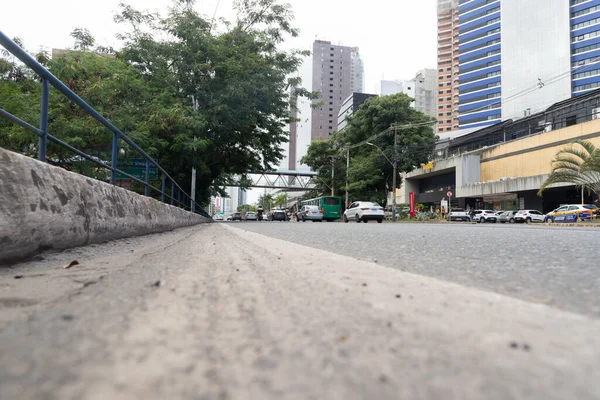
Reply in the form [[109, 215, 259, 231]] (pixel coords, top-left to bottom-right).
[[296, 205, 323, 222], [244, 212, 258, 221], [497, 210, 517, 223]]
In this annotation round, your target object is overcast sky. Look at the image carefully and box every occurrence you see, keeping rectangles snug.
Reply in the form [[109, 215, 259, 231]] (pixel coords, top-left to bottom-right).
[[1, 0, 437, 204]]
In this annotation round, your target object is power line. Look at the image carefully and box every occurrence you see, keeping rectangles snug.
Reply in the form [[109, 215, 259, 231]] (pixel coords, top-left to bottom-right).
[[455, 56, 600, 119]]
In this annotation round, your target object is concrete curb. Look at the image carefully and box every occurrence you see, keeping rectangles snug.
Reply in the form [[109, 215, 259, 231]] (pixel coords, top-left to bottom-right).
[[0, 148, 210, 264]]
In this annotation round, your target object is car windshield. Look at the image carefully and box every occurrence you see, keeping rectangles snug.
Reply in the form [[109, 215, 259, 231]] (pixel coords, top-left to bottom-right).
[[307, 206, 319, 210]]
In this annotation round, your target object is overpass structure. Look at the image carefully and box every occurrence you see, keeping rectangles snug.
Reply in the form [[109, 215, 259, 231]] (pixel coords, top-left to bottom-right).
[[233, 170, 319, 190]]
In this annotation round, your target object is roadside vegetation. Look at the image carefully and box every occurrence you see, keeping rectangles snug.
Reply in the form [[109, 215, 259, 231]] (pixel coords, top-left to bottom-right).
[[0, 0, 316, 205]]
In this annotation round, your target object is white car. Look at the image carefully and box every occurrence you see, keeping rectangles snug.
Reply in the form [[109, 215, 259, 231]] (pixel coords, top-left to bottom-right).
[[343, 201, 385, 223], [514, 210, 545, 223], [473, 210, 498, 223], [213, 214, 224, 221]]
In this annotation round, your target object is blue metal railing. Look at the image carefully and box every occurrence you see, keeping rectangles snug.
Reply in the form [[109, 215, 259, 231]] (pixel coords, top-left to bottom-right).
[[0, 31, 210, 218]]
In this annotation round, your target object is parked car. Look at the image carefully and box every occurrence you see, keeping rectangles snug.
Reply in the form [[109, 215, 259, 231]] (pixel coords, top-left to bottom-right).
[[545, 204, 598, 223], [446, 209, 469, 222], [514, 210, 545, 223], [226, 214, 233, 221], [213, 214, 224, 221], [244, 212, 258, 221], [343, 201, 385, 223], [231, 212, 242, 221], [472, 210, 498, 223], [296, 205, 323, 222], [269, 210, 287, 221], [497, 210, 517, 223]]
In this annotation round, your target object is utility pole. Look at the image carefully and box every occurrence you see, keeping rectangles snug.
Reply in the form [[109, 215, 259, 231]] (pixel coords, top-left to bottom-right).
[[191, 95, 199, 212], [331, 156, 335, 196], [392, 124, 398, 222], [191, 136, 197, 212], [345, 147, 350, 209]]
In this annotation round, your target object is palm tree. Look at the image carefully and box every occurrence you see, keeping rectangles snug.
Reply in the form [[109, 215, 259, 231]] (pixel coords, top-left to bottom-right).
[[274, 193, 289, 209], [257, 193, 274, 211], [538, 140, 600, 203]]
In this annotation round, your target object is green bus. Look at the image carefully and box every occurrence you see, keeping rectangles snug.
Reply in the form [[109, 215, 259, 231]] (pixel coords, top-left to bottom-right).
[[301, 196, 343, 221]]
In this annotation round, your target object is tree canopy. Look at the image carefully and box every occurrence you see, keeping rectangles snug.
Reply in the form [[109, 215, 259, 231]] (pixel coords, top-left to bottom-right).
[[538, 140, 600, 203], [302, 94, 437, 205], [0, 0, 314, 205]]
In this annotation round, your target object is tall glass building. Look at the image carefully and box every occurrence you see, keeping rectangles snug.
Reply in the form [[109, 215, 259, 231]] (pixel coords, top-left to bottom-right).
[[457, 0, 502, 129], [450, 0, 600, 131]]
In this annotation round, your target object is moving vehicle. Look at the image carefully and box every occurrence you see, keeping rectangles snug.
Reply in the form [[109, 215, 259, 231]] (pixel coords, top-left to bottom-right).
[[301, 196, 343, 222], [256, 206, 264, 221], [244, 212, 257, 221], [497, 210, 517, 223], [269, 210, 287, 221], [231, 212, 242, 221], [514, 210, 545, 223], [343, 201, 385, 223], [213, 214, 224, 221], [296, 205, 323, 222], [473, 210, 498, 223], [446, 209, 469, 222], [545, 204, 598, 223]]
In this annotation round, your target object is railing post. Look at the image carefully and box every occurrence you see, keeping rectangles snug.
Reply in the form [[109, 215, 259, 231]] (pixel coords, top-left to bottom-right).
[[177, 189, 181, 206], [161, 174, 166, 202], [110, 133, 118, 185], [144, 159, 150, 196], [38, 79, 49, 162], [171, 181, 174, 205]]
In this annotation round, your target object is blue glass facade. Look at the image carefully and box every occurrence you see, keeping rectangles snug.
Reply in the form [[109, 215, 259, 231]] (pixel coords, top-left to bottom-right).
[[571, 0, 600, 95], [457, 0, 502, 129]]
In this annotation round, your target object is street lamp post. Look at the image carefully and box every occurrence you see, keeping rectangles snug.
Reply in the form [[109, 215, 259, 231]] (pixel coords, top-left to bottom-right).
[[345, 147, 350, 209], [366, 140, 397, 222]]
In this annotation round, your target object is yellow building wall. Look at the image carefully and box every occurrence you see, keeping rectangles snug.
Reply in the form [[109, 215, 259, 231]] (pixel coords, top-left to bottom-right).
[[479, 119, 600, 182]]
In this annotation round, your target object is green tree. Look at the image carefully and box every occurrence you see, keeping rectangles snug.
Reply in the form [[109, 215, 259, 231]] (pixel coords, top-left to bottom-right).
[[0, 1, 314, 206], [114, 0, 314, 203], [257, 193, 274, 211], [538, 140, 600, 203], [274, 193, 288, 208], [237, 204, 255, 212], [302, 94, 437, 204], [70, 28, 96, 51]]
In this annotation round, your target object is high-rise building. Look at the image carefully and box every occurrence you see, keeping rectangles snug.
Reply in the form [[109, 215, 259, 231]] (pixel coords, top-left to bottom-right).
[[311, 40, 354, 141], [436, 0, 460, 134], [378, 69, 438, 118], [337, 92, 378, 131], [288, 85, 298, 170], [380, 80, 404, 96], [451, 0, 599, 132], [351, 47, 365, 93]]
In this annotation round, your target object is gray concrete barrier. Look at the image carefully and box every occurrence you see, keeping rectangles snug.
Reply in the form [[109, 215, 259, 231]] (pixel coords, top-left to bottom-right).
[[0, 148, 210, 264]]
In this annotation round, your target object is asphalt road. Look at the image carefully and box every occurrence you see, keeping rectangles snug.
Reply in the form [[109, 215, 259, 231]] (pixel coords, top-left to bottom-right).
[[229, 221, 600, 318], [2, 223, 600, 399]]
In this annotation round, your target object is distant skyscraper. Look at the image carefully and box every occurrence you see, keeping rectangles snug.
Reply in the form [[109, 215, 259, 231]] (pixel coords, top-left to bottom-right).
[[288, 85, 298, 170], [444, 0, 592, 132], [436, 0, 460, 134], [337, 92, 378, 132], [351, 47, 365, 93], [378, 69, 437, 118], [311, 40, 354, 141]]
